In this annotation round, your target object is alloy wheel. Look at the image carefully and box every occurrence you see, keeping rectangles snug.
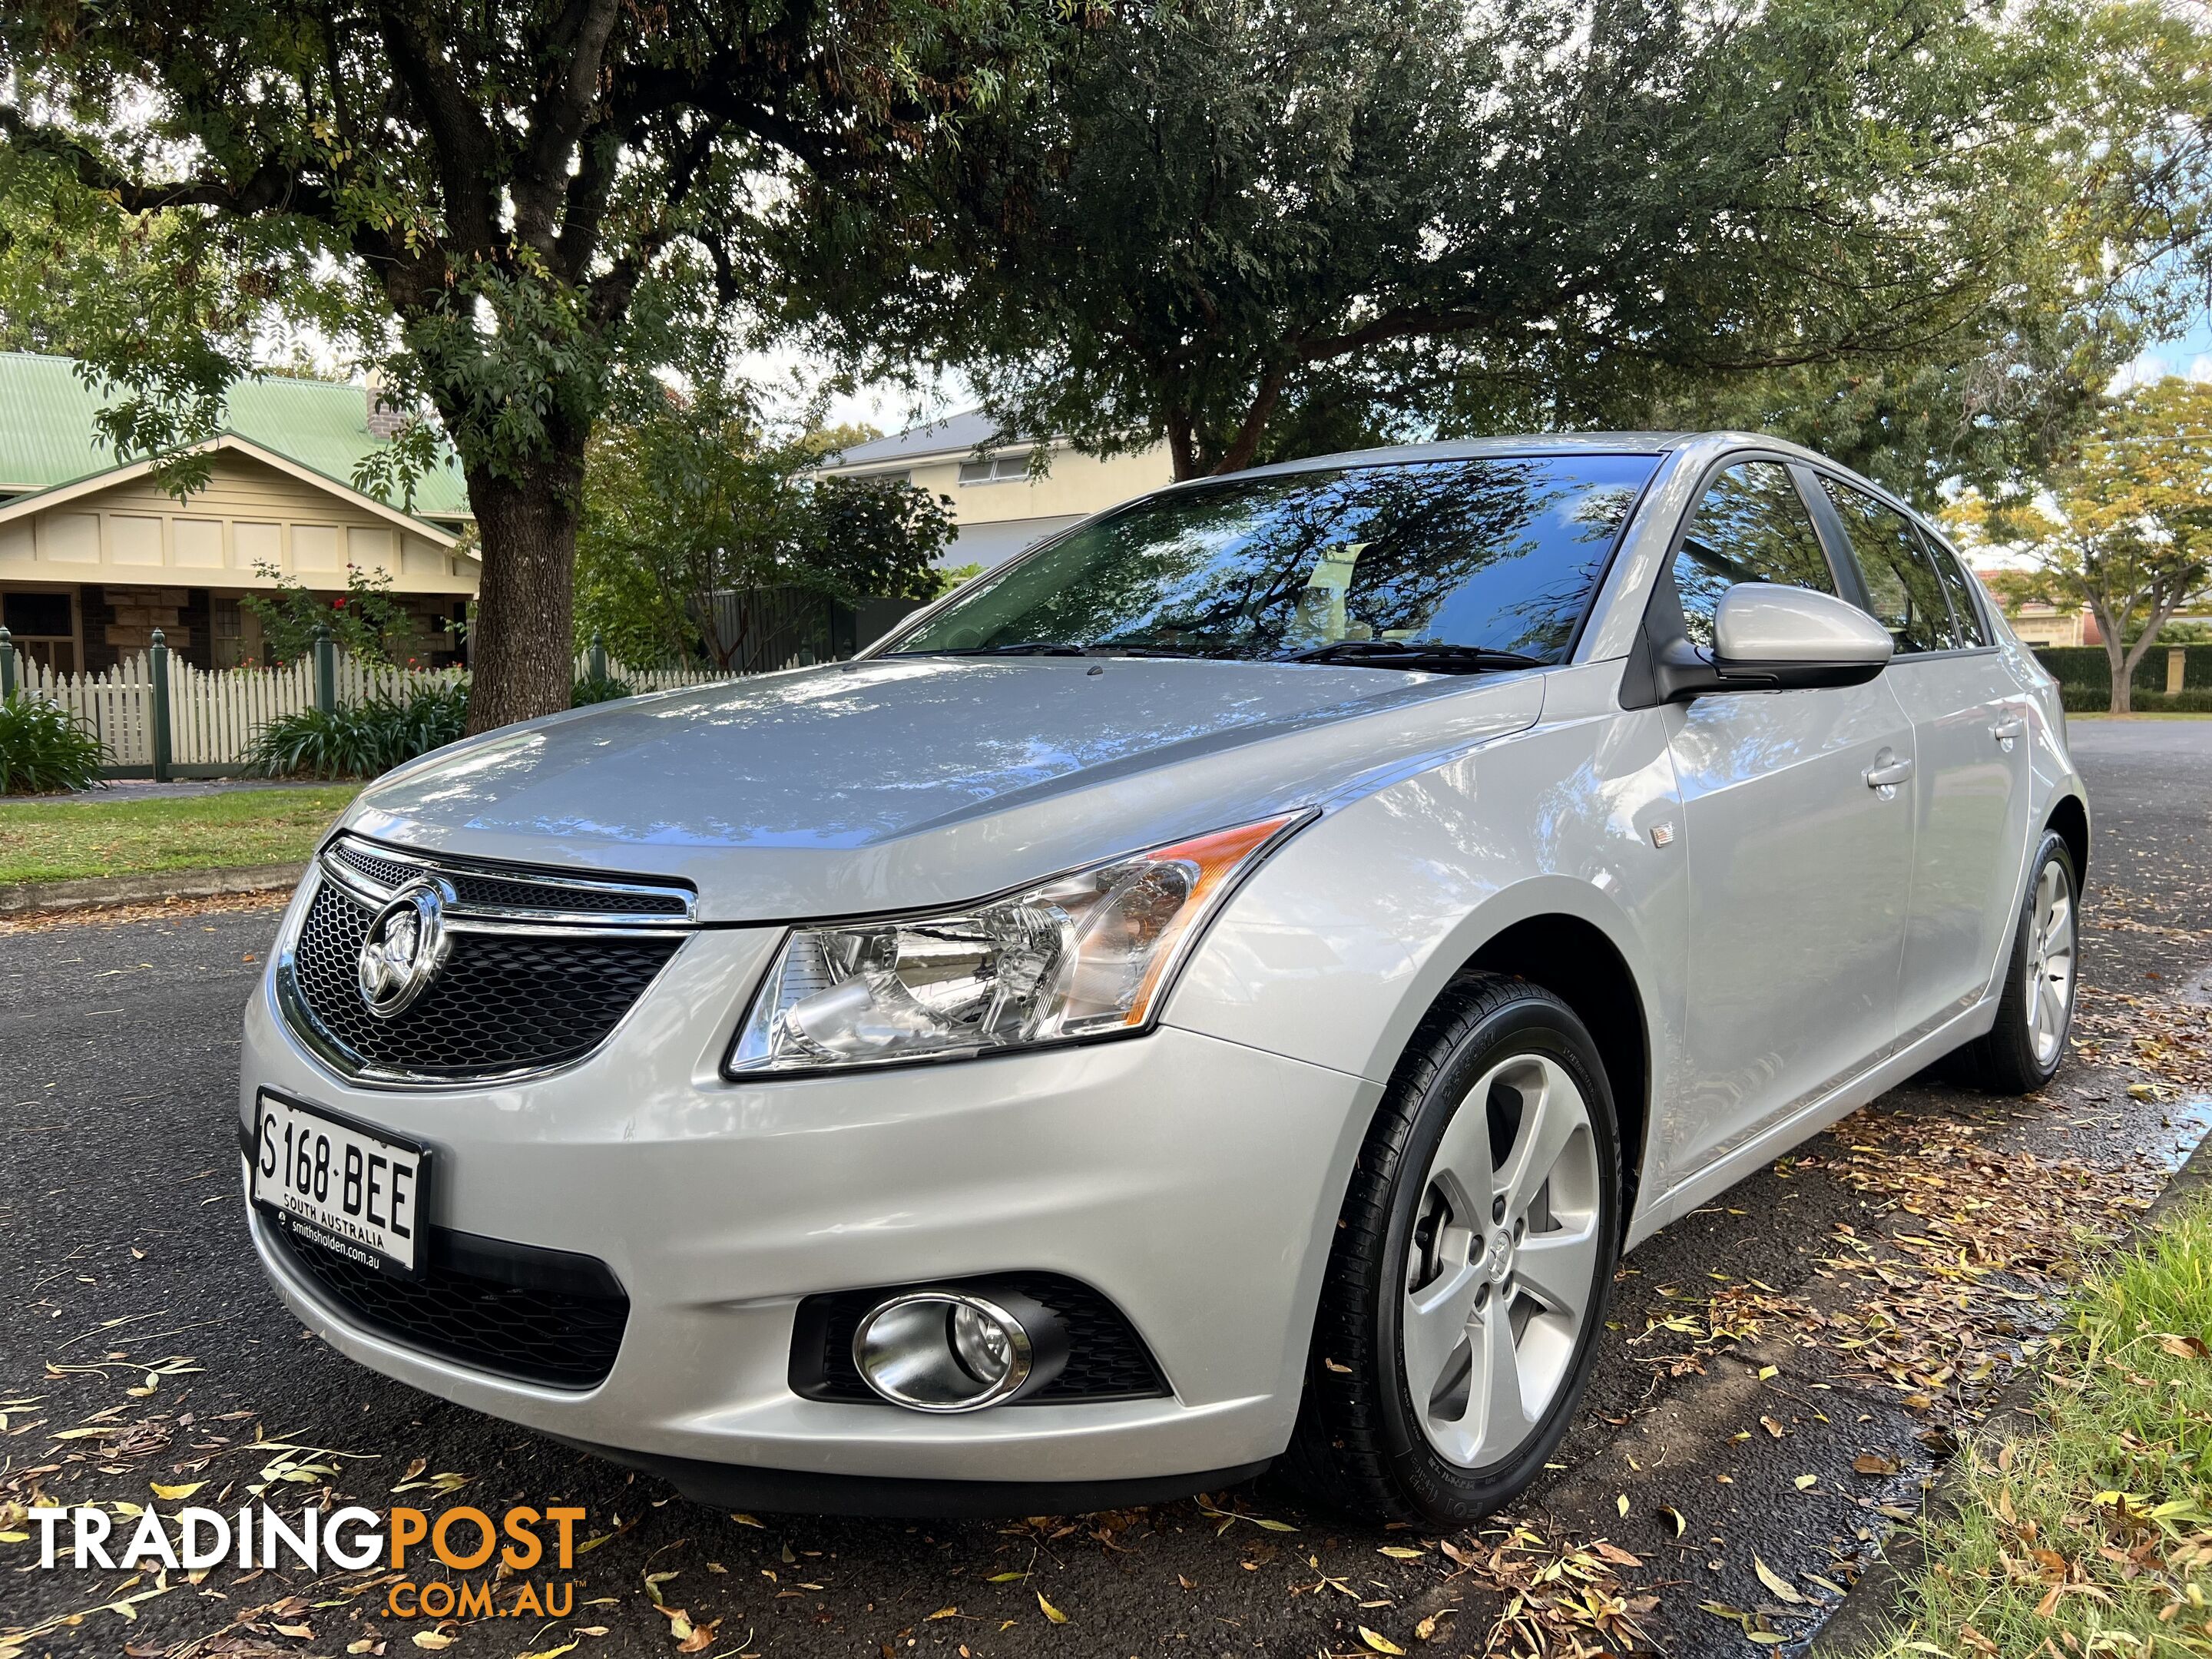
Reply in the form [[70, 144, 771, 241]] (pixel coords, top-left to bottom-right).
[[2025, 859, 2077, 1068], [1400, 1052, 1601, 1469]]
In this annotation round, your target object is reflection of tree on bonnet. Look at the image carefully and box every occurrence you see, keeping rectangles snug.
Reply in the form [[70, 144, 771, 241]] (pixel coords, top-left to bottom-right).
[[892, 455, 1661, 665]]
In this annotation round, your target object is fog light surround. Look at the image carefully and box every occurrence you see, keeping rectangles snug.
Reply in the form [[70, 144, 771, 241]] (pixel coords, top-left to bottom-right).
[[852, 1290, 1068, 1412]]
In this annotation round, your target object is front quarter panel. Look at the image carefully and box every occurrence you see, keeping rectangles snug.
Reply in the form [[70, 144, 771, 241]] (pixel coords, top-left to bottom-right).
[[1165, 663, 1688, 1233]]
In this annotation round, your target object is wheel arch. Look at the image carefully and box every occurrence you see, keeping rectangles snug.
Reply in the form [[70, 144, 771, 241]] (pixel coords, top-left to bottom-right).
[[1457, 916, 1651, 1219], [2045, 791, 2090, 883]]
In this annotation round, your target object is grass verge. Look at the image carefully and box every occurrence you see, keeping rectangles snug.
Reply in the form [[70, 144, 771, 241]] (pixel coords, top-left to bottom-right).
[[1859, 1187, 2212, 1657], [0, 786, 359, 884]]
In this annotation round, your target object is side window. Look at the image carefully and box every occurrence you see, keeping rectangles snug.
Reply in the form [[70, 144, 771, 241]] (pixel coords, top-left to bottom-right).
[[1819, 478, 1957, 654], [1916, 528, 1989, 647], [1671, 461, 1836, 648]]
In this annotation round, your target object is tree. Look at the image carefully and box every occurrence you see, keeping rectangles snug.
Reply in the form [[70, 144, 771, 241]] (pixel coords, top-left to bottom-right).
[[1948, 379, 2212, 714], [1624, 0, 2212, 512], [574, 387, 952, 670], [777, 0, 2117, 484], [3, 0, 1050, 733]]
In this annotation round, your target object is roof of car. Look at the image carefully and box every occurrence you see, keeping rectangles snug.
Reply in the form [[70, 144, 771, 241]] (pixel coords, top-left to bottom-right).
[[1201, 430, 1849, 486]]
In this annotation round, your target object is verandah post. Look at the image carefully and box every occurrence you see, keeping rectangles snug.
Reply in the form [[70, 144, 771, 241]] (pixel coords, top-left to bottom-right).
[[313, 624, 337, 714], [149, 628, 173, 783], [0, 626, 15, 701]]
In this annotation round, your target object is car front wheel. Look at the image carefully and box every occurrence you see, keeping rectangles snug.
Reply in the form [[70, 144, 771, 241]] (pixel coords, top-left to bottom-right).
[[1287, 974, 1621, 1525]]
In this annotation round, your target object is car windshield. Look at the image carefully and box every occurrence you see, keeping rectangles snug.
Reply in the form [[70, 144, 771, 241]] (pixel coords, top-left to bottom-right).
[[885, 454, 1658, 667]]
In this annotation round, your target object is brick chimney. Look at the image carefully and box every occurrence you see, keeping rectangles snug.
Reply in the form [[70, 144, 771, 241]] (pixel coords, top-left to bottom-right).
[[365, 367, 410, 439]]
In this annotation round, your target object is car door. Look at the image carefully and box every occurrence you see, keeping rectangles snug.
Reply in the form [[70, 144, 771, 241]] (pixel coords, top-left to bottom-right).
[[1657, 458, 1918, 1180], [1812, 472, 2033, 1041]]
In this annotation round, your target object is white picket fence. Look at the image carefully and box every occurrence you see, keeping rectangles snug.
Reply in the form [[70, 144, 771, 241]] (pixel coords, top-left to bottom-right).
[[5, 647, 743, 775]]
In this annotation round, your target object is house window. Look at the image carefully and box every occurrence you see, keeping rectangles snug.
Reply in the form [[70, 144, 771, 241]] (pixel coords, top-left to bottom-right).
[[3, 589, 78, 674], [957, 454, 1031, 485]]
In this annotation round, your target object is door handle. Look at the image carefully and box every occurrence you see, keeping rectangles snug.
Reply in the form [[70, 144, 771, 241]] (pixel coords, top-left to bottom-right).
[[1990, 717, 2025, 747], [1863, 753, 1914, 791]]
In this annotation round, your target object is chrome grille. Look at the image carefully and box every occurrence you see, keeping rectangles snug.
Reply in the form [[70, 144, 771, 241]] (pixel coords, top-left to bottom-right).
[[279, 838, 696, 1086], [329, 836, 694, 919]]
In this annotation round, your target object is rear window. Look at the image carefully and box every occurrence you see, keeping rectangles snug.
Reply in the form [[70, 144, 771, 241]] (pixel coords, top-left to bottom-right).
[[887, 455, 1661, 664]]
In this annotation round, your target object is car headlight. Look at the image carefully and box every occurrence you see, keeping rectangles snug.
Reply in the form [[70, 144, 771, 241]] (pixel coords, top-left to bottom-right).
[[726, 811, 1310, 1075]]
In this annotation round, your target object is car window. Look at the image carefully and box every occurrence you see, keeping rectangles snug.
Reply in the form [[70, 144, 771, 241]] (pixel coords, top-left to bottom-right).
[[1670, 461, 1836, 649], [1819, 478, 1958, 654], [888, 454, 1660, 665], [1916, 528, 1990, 647]]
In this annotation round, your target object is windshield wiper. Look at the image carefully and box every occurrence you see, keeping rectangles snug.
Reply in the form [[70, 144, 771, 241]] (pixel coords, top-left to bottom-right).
[[897, 642, 1212, 660], [1280, 640, 1546, 674]]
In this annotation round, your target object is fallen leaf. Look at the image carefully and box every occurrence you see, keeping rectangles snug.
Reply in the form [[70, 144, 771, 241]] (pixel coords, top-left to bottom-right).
[[1378, 1545, 1425, 1559], [410, 1635, 454, 1651], [2160, 1333, 2207, 1359], [1657, 1505, 1687, 1538], [1793, 1474, 1818, 1490], [926, 1608, 960, 1621], [1853, 1452, 1899, 1477], [675, 1619, 720, 1654], [1359, 1627, 1406, 1655], [1753, 1555, 1805, 1604], [518, 1644, 578, 1659], [985, 1571, 1025, 1584], [1037, 1591, 1068, 1624], [150, 1482, 203, 1500]]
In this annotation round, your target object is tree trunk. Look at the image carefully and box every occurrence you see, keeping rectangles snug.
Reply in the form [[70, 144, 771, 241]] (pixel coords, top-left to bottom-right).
[[464, 452, 584, 736]]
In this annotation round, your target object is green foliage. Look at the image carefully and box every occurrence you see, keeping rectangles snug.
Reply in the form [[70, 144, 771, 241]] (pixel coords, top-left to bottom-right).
[[780, 0, 2207, 487], [1865, 1193, 2212, 1657], [244, 684, 469, 780], [238, 562, 416, 668], [933, 563, 985, 597], [0, 694, 108, 794], [569, 672, 634, 707], [1952, 378, 2212, 712], [2, 0, 1067, 732], [574, 386, 953, 667]]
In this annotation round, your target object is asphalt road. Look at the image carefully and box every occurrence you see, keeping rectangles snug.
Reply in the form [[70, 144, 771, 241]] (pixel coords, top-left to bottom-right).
[[2, 716, 2208, 1659]]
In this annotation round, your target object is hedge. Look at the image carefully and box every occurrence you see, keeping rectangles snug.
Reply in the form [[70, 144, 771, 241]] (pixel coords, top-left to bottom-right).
[[2033, 644, 2212, 712]]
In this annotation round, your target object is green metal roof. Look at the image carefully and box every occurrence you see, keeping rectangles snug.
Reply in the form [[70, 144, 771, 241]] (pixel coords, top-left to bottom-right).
[[0, 352, 472, 521]]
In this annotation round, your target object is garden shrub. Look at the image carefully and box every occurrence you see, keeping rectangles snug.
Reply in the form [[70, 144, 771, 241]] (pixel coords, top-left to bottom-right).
[[0, 694, 107, 793], [246, 683, 469, 780]]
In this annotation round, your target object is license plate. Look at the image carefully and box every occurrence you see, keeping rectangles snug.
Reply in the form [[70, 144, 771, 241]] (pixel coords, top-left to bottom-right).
[[250, 1092, 432, 1277]]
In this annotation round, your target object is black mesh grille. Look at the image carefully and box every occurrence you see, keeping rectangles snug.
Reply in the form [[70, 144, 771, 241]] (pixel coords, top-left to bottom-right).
[[796, 1274, 1167, 1403], [331, 839, 691, 916], [267, 1218, 627, 1389], [287, 881, 683, 1079]]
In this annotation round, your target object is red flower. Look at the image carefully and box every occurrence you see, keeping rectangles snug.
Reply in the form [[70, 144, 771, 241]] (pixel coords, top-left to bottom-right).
[[333, 597, 348, 609]]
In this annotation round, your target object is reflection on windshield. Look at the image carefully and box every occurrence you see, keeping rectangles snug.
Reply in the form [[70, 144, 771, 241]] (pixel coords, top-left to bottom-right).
[[888, 455, 1659, 665]]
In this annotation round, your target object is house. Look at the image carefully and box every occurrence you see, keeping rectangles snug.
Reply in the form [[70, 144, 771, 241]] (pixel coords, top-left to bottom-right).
[[1972, 569, 2097, 649], [0, 353, 478, 674], [813, 409, 1174, 570]]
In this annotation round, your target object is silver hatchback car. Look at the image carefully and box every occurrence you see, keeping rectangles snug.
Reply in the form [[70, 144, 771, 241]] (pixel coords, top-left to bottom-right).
[[239, 432, 2086, 1525]]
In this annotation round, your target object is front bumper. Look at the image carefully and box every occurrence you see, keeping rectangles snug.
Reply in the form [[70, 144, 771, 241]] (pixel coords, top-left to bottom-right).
[[240, 921, 1378, 1492]]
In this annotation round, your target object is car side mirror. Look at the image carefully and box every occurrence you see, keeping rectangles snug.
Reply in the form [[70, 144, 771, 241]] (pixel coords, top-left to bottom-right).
[[1656, 584, 1894, 701]]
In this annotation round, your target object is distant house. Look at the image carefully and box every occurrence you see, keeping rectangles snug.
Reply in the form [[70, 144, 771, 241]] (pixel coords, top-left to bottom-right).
[[1972, 569, 2097, 649], [813, 409, 1173, 570], [0, 353, 478, 674]]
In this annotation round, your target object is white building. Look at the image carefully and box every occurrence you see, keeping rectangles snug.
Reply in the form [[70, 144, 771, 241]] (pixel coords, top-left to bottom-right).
[[816, 411, 1174, 570]]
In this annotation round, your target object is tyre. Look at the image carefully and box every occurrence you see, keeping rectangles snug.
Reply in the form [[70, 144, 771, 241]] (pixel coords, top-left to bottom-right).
[[1286, 973, 1622, 1525], [1945, 830, 2079, 1094]]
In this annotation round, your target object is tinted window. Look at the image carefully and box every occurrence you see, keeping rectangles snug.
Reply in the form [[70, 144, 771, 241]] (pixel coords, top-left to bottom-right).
[[890, 455, 1659, 664], [1917, 528, 1989, 647], [1670, 461, 1835, 649], [1820, 478, 1957, 654]]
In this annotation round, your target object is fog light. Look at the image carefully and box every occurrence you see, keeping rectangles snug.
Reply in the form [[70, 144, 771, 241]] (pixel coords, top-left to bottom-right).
[[852, 1290, 1066, 1412]]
